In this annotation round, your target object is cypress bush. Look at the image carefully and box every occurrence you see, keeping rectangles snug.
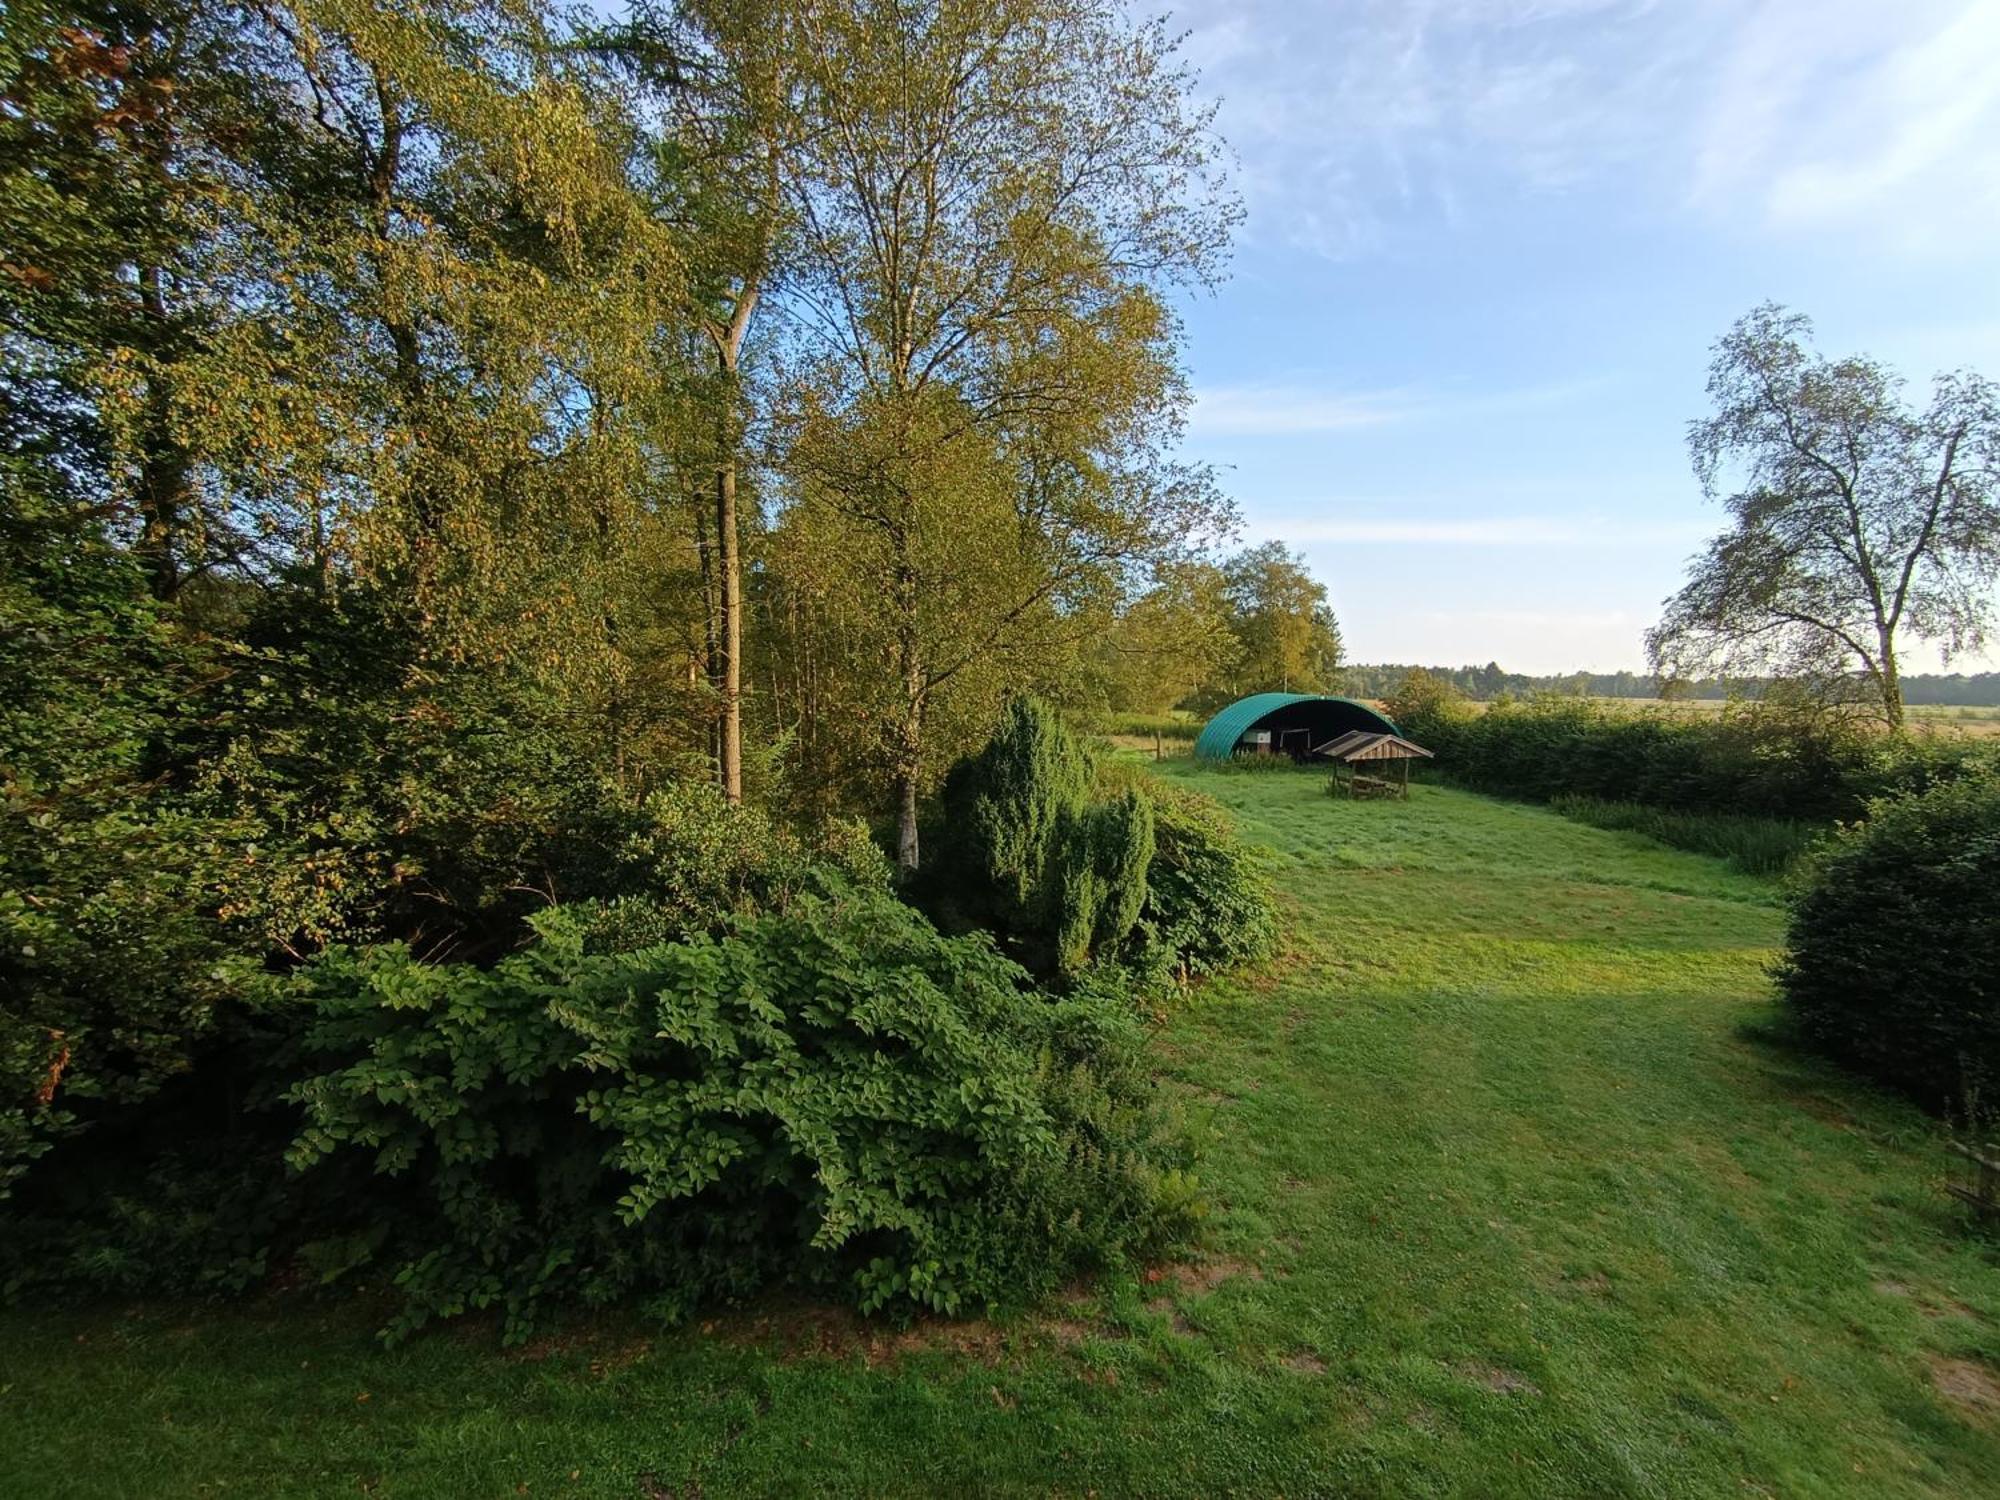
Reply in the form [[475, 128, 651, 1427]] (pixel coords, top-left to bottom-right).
[[1054, 789, 1156, 974], [954, 695, 1094, 929], [940, 697, 1160, 974], [1775, 775, 2000, 1115], [1137, 781, 1277, 978]]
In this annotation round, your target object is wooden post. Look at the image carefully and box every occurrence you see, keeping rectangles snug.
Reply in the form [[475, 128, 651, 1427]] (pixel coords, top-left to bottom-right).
[[1947, 1140, 2000, 1224], [1155, 729, 1163, 761]]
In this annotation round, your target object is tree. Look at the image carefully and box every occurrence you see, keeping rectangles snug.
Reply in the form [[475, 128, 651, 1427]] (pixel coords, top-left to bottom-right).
[[1085, 560, 1234, 714], [1191, 541, 1342, 708], [610, 0, 798, 804], [777, 0, 1238, 868], [1650, 305, 2000, 729]]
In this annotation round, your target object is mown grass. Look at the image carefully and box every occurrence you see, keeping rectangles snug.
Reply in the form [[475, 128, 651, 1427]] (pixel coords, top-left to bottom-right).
[[5, 775, 2000, 1497], [1549, 792, 1824, 875]]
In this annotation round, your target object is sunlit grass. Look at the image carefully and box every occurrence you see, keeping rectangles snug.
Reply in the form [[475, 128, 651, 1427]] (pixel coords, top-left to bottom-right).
[[5, 776, 1998, 1498]]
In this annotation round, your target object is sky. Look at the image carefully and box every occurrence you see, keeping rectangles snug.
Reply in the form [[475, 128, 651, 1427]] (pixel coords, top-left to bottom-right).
[[1162, 0, 2000, 674]]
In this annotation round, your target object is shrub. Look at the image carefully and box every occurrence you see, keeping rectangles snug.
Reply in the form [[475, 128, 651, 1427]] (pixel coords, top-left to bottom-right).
[[1775, 775, 2000, 1115], [602, 782, 891, 944], [1137, 781, 1278, 978], [1054, 789, 1155, 974], [937, 697, 1159, 974], [947, 695, 1094, 930], [0, 494, 246, 1196], [285, 885, 1197, 1343]]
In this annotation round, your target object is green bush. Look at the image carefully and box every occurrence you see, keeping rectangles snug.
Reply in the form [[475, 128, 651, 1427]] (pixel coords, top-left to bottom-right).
[[1054, 789, 1155, 974], [284, 885, 1198, 1343], [1775, 775, 2000, 1115], [0, 495, 248, 1196], [600, 783, 892, 946], [938, 697, 1160, 974], [1137, 781, 1278, 978]]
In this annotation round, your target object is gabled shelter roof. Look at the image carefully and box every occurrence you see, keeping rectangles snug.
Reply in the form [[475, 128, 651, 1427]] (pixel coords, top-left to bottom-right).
[[1313, 731, 1435, 763]]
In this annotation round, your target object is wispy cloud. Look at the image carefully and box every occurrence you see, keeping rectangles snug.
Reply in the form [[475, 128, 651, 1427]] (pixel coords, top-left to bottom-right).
[[1243, 513, 1709, 547], [1189, 384, 1416, 436], [1172, 0, 2000, 258], [1188, 375, 1613, 438]]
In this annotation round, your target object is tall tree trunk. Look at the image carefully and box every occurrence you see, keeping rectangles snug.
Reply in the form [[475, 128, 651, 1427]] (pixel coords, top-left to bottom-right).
[[896, 759, 920, 871], [1877, 626, 1905, 732], [715, 446, 743, 804], [135, 264, 187, 601], [708, 283, 758, 806], [692, 496, 721, 770], [891, 540, 924, 871]]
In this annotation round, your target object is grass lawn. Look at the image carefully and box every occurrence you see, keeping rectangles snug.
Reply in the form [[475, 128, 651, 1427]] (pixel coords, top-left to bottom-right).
[[6, 772, 2000, 1497]]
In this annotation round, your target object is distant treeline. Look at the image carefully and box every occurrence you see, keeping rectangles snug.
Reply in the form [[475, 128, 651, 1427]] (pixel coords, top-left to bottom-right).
[[1343, 663, 2000, 707]]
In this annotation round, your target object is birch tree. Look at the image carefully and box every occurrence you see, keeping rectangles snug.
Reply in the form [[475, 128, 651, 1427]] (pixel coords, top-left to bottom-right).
[[778, 0, 1238, 868], [1650, 305, 2000, 728]]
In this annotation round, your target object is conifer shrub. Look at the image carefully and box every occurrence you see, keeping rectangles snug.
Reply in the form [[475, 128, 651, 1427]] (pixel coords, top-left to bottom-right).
[[1054, 789, 1156, 974], [1137, 781, 1278, 977], [939, 697, 1159, 973], [946, 695, 1095, 933], [284, 885, 1197, 1343], [1775, 775, 2000, 1116]]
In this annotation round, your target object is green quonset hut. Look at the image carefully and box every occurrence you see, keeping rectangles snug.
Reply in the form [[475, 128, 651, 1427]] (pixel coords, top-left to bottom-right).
[[1193, 693, 1401, 762]]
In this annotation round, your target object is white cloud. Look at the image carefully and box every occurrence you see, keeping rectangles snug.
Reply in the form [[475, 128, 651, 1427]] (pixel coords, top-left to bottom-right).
[[1189, 383, 1415, 436], [1171, 0, 2000, 258], [1243, 514, 1706, 547], [1189, 374, 1612, 437]]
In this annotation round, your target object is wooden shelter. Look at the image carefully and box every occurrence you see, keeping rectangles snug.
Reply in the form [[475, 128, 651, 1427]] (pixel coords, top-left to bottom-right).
[[1314, 730, 1434, 799]]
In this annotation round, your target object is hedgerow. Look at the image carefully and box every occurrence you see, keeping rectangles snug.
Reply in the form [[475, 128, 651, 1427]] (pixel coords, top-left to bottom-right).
[[1390, 685, 1999, 824]]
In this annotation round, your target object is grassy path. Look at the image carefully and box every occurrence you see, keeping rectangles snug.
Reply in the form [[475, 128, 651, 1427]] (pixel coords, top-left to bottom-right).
[[6, 775, 2000, 1497]]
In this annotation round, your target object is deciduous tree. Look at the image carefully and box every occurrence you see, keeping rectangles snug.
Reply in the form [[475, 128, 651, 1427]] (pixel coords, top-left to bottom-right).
[[1650, 305, 2000, 728]]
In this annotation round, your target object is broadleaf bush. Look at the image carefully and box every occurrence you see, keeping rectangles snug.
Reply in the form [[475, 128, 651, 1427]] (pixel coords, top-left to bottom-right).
[[284, 883, 1198, 1343], [1775, 774, 2000, 1116]]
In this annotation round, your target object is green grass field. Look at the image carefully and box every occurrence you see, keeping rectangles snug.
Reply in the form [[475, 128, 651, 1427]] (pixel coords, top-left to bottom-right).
[[6, 771, 2000, 1498]]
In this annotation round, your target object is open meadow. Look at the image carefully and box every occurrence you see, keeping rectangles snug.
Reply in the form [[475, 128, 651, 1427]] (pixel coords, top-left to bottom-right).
[[5, 766, 1997, 1499]]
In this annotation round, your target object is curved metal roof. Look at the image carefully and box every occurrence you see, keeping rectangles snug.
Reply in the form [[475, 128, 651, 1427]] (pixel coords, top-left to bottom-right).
[[1193, 693, 1401, 760]]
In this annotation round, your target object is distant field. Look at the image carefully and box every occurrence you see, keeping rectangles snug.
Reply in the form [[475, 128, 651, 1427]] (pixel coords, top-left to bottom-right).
[[1457, 696, 2000, 736]]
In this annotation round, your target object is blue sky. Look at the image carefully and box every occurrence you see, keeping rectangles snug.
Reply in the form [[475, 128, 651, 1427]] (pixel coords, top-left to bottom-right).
[[1164, 0, 2000, 674]]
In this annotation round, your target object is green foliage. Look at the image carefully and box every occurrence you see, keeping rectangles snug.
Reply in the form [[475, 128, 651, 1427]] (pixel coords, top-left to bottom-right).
[[1085, 711, 1201, 743], [1133, 780, 1277, 977], [604, 781, 891, 945], [1402, 691, 1998, 824], [0, 494, 245, 1194], [1185, 542, 1343, 713], [285, 886, 1197, 1343], [1053, 789, 1155, 975], [953, 697, 1095, 927], [941, 699, 1177, 976], [1775, 775, 2000, 1115], [1549, 796, 1818, 876], [1381, 667, 1474, 740]]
